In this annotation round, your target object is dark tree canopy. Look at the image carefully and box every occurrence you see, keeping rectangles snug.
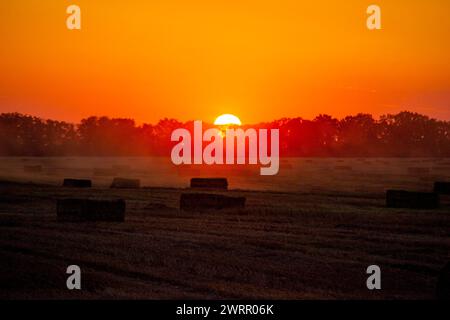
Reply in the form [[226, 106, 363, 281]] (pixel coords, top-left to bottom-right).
[[0, 112, 449, 157]]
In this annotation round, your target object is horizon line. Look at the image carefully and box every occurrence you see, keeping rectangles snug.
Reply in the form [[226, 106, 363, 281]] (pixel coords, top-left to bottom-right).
[[1, 110, 450, 126]]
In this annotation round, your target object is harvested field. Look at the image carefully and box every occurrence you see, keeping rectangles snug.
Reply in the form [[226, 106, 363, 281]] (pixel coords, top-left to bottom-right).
[[0, 157, 449, 299], [57, 198, 126, 222], [190, 178, 228, 190], [111, 178, 141, 189], [63, 179, 92, 188], [386, 190, 440, 209], [180, 193, 245, 211]]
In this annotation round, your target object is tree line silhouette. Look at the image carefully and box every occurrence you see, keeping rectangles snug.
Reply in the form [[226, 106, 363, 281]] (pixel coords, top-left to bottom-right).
[[0, 111, 449, 157]]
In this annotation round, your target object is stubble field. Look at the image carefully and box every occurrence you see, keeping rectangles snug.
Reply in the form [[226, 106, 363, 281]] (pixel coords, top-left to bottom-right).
[[0, 157, 449, 299]]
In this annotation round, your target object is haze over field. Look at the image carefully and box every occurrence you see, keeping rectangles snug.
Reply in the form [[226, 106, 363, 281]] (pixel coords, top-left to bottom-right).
[[1, 156, 450, 193], [1, 156, 449, 299]]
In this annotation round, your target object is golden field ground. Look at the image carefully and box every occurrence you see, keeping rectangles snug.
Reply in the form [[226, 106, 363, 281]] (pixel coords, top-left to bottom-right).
[[0, 157, 449, 299]]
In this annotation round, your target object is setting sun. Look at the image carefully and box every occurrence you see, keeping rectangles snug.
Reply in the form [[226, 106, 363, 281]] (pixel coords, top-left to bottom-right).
[[214, 114, 242, 126]]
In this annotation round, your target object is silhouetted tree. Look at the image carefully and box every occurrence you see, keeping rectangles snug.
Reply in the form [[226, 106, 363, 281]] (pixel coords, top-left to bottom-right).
[[338, 114, 379, 156], [0, 111, 449, 157]]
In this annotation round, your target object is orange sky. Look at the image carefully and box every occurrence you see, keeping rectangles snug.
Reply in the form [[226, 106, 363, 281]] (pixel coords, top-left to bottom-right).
[[0, 0, 449, 123]]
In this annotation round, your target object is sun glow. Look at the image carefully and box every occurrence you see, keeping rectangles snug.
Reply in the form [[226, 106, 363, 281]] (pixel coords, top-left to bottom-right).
[[214, 114, 242, 126]]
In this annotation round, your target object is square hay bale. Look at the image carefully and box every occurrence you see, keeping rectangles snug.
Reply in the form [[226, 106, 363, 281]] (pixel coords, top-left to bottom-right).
[[190, 178, 228, 190], [57, 199, 125, 222], [434, 182, 450, 195], [436, 262, 450, 300], [407, 167, 430, 175], [93, 168, 117, 176], [110, 178, 141, 189], [180, 193, 245, 211], [386, 190, 439, 209], [63, 179, 92, 188], [24, 165, 42, 173]]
